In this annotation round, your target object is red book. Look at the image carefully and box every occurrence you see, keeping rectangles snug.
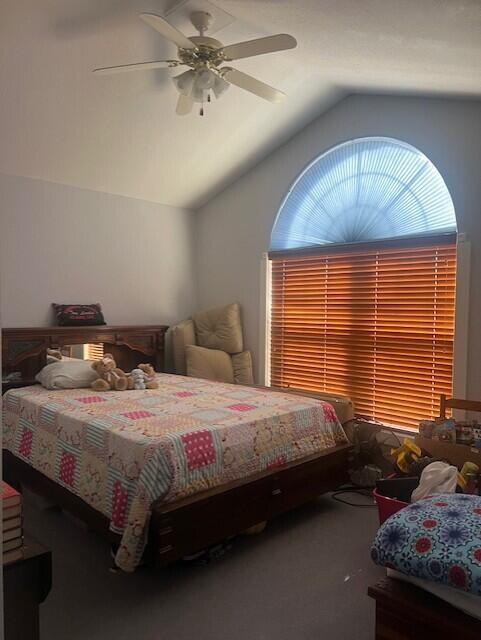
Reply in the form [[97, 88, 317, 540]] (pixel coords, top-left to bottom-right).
[[1, 482, 21, 509]]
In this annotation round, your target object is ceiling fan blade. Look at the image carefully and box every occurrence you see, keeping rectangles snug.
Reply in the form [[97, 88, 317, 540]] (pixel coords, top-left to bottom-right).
[[140, 13, 196, 50], [176, 94, 194, 116], [93, 60, 179, 75], [222, 34, 297, 61], [222, 68, 285, 103]]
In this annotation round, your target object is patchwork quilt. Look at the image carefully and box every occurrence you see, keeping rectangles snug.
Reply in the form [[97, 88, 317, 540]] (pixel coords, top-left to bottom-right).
[[371, 493, 481, 595], [3, 374, 347, 571]]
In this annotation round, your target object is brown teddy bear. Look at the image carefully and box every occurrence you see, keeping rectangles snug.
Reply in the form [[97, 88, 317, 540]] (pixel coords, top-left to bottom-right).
[[91, 354, 130, 391]]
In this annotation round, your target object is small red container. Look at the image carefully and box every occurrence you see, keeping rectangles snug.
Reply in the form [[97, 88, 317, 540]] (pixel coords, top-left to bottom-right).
[[373, 488, 408, 525]]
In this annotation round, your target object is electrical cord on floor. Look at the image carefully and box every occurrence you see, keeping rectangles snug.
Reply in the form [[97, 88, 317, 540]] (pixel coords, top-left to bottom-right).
[[331, 485, 377, 507]]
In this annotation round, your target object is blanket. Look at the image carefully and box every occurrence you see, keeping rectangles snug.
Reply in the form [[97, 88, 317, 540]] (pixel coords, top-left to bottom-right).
[[3, 374, 347, 571]]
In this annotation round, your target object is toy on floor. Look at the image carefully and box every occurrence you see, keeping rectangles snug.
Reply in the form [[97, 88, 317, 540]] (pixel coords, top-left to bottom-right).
[[91, 354, 130, 391], [458, 461, 480, 493], [391, 439, 423, 474]]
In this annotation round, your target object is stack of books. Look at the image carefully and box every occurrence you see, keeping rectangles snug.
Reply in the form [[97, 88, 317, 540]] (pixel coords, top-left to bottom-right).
[[2, 481, 23, 565]]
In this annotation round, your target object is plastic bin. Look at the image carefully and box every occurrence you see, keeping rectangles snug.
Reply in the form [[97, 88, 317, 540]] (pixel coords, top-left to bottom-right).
[[373, 487, 409, 525]]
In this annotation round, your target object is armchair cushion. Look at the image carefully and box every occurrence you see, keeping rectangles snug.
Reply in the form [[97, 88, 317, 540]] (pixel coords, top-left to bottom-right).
[[171, 319, 196, 376], [232, 351, 254, 385], [185, 345, 234, 384], [193, 303, 243, 354]]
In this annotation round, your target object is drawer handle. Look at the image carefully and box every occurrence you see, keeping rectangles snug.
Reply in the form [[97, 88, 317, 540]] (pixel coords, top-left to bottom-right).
[[158, 526, 174, 536], [272, 488, 282, 496], [158, 544, 174, 555]]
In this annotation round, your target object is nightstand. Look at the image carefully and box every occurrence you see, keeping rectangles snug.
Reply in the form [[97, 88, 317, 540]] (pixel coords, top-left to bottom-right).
[[3, 534, 52, 640]]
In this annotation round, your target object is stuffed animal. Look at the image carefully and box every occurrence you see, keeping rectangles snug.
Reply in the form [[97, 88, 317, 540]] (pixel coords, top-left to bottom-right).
[[46, 348, 63, 362], [128, 364, 159, 390], [129, 368, 146, 390], [91, 354, 130, 391], [138, 363, 158, 389]]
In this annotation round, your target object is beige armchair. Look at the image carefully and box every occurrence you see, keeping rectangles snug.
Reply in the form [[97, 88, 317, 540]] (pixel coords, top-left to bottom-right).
[[171, 303, 254, 385]]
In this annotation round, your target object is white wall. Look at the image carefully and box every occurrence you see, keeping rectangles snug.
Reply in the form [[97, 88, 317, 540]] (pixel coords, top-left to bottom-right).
[[0, 174, 196, 330], [195, 94, 481, 397]]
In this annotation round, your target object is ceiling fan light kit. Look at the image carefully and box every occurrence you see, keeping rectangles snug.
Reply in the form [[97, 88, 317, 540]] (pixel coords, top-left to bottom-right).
[[93, 11, 297, 116]]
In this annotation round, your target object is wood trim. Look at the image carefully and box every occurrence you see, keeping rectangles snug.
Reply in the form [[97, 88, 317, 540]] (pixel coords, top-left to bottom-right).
[[268, 231, 457, 260], [439, 394, 481, 418], [368, 577, 481, 639], [2, 325, 169, 385], [452, 233, 470, 411]]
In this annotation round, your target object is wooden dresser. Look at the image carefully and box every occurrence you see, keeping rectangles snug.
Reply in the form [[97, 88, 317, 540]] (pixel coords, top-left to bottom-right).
[[2, 325, 168, 390]]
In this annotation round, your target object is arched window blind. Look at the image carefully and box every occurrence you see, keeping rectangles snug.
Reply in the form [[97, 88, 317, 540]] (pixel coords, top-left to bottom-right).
[[269, 138, 457, 429], [270, 137, 456, 251]]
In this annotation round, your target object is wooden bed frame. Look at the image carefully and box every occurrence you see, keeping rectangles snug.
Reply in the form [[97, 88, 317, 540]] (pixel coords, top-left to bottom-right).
[[2, 325, 352, 569], [368, 577, 481, 640]]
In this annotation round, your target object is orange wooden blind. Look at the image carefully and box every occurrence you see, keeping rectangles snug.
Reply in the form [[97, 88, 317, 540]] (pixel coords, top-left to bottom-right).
[[269, 235, 457, 428], [85, 343, 104, 360]]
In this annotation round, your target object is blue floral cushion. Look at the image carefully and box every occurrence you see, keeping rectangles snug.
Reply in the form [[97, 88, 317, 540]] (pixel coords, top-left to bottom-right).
[[371, 493, 481, 594]]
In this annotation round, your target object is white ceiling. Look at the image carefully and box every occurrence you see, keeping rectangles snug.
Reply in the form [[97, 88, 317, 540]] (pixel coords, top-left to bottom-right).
[[1, 0, 480, 209]]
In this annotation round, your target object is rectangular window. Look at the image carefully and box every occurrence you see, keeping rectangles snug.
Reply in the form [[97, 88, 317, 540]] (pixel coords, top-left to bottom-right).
[[84, 343, 104, 360], [269, 234, 456, 429]]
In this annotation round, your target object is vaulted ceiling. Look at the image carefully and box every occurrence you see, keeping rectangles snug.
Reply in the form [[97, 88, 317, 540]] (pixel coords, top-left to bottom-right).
[[1, 0, 480, 209]]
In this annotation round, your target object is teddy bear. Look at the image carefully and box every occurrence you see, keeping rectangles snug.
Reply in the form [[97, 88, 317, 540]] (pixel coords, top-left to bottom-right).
[[91, 354, 130, 391], [46, 348, 63, 362], [128, 364, 159, 390]]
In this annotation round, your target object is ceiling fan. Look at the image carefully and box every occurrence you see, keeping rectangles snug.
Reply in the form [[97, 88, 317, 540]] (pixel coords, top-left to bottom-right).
[[93, 11, 297, 116]]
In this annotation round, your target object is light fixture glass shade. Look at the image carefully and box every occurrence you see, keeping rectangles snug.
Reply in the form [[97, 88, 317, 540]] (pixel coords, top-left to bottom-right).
[[173, 68, 230, 105], [190, 86, 203, 103], [172, 70, 195, 96], [212, 75, 229, 99], [195, 69, 216, 90]]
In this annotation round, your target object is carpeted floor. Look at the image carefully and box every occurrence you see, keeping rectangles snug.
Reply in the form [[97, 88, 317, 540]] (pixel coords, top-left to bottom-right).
[[26, 491, 384, 640]]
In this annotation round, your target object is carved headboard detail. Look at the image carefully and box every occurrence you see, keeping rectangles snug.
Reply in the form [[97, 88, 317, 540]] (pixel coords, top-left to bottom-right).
[[2, 325, 168, 386]]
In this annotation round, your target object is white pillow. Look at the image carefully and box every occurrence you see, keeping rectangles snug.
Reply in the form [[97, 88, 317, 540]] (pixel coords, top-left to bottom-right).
[[35, 359, 98, 390], [46, 354, 81, 364]]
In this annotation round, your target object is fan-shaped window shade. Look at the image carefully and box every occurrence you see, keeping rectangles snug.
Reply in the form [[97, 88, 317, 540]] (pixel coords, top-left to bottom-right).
[[270, 137, 456, 251]]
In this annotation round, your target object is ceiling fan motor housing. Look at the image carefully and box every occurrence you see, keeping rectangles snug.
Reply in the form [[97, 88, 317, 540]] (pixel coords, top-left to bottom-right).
[[190, 11, 214, 36], [179, 36, 225, 68]]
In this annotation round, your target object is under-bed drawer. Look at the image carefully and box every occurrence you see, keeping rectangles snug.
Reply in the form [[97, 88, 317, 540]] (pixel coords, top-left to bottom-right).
[[150, 444, 351, 567], [267, 446, 350, 516]]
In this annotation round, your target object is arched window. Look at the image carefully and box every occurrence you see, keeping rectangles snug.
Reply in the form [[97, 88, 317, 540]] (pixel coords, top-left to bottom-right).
[[271, 137, 456, 250], [269, 137, 457, 429]]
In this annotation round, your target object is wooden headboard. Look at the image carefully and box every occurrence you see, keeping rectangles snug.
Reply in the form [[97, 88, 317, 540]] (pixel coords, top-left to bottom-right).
[[2, 325, 169, 385]]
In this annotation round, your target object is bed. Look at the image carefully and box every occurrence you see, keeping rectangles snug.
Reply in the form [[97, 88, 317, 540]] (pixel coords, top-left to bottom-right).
[[2, 326, 351, 571]]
